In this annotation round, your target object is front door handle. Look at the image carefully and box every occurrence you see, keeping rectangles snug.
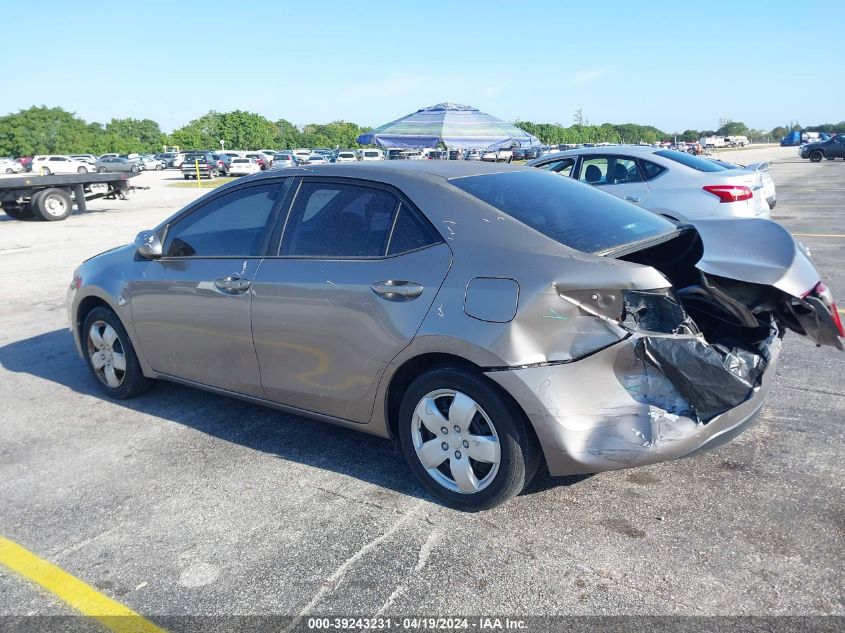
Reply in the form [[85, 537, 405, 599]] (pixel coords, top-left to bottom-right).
[[370, 280, 424, 301], [625, 196, 641, 203], [214, 275, 251, 294]]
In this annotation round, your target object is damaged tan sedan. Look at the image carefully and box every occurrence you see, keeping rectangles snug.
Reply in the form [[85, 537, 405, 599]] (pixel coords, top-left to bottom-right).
[[68, 162, 844, 510]]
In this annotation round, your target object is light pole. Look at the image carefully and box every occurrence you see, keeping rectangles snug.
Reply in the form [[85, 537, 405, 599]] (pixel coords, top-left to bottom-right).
[[219, 139, 225, 151]]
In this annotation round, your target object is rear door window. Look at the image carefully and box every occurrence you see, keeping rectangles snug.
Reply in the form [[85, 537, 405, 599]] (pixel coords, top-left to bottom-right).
[[579, 156, 641, 185], [281, 181, 399, 258]]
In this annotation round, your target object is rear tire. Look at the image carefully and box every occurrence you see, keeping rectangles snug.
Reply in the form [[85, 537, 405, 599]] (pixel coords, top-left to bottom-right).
[[398, 366, 540, 511], [82, 306, 152, 399], [810, 151, 823, 162], [32, 188, 73, 221], [98, 167, 107, 173], [40, 167, 52, 175]]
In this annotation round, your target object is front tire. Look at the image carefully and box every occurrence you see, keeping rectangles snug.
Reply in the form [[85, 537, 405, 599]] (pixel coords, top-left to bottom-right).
[[78, 166, 88, 174], [398, 366, 539, 511], [82, 307, 152, 399], [810, 151, 823, 162]]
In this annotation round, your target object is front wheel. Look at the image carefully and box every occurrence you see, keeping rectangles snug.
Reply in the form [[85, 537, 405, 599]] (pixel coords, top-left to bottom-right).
[[810, 151, 823, 162], [398, 366, 539, 511], [130, 164, 140, 173], [97, 167, 107, 173], [82, 307, 152, 399], [78, 166, 88, 174]]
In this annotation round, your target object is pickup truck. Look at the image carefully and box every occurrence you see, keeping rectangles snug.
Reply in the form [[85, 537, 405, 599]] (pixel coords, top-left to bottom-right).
[[799, 133, 845, 162], [181, 153, 219, 179]]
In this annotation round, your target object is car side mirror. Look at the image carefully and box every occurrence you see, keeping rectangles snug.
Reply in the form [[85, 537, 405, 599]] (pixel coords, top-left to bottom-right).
[[135, 230, 163, 259]]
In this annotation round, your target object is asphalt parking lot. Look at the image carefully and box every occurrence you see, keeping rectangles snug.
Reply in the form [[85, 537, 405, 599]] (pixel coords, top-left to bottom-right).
[[0, 148, 843, 627]]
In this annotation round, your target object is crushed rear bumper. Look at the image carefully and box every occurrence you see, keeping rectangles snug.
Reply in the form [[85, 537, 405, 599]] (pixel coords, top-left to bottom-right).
[[486, 333, 780, 476]]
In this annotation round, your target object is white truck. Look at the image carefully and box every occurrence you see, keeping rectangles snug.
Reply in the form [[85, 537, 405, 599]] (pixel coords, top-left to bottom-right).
[[725, 135, 750, 148], [699, 135, 726, 149]]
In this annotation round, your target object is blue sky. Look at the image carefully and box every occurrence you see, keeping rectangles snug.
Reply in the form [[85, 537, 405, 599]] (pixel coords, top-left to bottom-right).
[[3, 1, 842, 133]]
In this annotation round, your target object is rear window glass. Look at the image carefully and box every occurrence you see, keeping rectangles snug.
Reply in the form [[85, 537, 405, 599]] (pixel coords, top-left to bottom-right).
[[654, 149, 726, 172], [449, 170, 675, 255], [641, 160, 667, 180]]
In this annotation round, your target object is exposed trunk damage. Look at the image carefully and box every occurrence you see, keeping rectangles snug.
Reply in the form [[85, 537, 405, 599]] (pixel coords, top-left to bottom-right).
[[617, 221, 838, 423], [486, 220, 841, 476]]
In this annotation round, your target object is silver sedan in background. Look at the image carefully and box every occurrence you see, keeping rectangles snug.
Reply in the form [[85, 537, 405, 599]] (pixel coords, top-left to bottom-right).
[[67, 162, 843, 510], [527, 145, 772, 221], [95, 156, 141, 173]]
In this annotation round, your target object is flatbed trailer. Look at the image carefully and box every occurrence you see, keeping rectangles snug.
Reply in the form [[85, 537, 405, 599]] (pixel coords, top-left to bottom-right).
[[0, 171, 141, 221]]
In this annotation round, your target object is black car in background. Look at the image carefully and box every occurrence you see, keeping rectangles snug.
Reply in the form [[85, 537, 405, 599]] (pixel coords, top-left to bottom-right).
[[181, 152, 219, 179], [800, 134, 845, 162]]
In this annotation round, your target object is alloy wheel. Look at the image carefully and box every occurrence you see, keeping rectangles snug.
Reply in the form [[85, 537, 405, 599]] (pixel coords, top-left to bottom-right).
[[87, 320, 127, 388], [411, 389, 501, 494]]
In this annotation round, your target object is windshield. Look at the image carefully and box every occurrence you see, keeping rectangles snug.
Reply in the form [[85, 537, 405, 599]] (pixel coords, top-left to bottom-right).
[[654, 149, 727, 172], [450, 170, 676, 254]]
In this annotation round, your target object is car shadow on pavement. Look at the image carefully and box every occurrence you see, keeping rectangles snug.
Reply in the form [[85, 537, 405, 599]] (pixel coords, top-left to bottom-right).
[[0, 329, 590, 506]]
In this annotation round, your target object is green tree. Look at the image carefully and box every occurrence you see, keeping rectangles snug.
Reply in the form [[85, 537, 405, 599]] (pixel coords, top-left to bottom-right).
[[170, 110, 278, 150], [0, 106, 93, 156], [680, 129, 700, 142], [274, 118, 301, 149], [716, 120, 749, 136], [105, 118, 165, 153]]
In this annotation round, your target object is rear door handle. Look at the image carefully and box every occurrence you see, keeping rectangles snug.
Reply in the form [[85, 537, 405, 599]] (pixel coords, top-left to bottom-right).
[[214, 275, 251, 294], [370, 280, 424, 301], [625, 196, 641, 203]]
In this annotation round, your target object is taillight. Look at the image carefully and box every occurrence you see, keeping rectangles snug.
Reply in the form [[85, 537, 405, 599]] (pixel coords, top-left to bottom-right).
[[809, 282, 845, 337], [703, 185, 753, 203]]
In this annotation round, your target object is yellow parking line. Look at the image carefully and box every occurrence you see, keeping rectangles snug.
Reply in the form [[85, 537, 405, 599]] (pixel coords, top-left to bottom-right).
[[793, 233, 845, 238], [0, 536, 165, 633]]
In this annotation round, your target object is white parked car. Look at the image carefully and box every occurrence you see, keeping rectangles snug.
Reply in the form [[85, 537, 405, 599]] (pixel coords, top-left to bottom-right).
[[708, 158, 776, 209], [292, 149, 312, 164], [137, 156, 165, 171], [527, 146, 771, 221], [359, 149, 384, 161], [32, 155, 95, 175], [269, 153, 297, 169], [227, 157, 261, 176], [305, 154, 329, 165], [70, 154, 98, 165], [335, 151, 358, 163], [0, 158, 23, 174]]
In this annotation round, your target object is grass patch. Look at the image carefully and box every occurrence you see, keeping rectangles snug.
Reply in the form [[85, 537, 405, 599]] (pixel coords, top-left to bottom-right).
[[167, 177, 238, 189]]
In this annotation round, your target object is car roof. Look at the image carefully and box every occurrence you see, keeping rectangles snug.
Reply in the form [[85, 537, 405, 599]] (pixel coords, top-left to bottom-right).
[[533, 145, 663, 161]]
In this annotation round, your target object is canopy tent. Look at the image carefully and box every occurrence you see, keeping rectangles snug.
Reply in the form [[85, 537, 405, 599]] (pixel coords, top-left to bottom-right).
[[356, 102, 540, 150]]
